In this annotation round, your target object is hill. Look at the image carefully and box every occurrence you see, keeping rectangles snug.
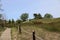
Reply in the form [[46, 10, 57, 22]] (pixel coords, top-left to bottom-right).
[[14, 18, 60, 40]]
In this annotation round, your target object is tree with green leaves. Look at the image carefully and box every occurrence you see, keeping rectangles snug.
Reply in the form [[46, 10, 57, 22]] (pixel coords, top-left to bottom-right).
[[0, 14, 2, 20], [38, 14, 42, 19], [16, 19, 21, 24], [34, 13, 37, 19], [12, 19, 15, 24], [20, 13, 28, 21], [8, 19, 12, 27], [44, 13, 53, 18], [11, 19, 15, 27], [34, 13, 42, 19], [8, 19, 11, 24]]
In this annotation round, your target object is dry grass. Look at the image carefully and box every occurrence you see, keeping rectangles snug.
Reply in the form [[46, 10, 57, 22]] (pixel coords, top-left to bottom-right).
[[11, 18, 60, 40], [21, 25, 60, 40], [0, 27, 6, 36], [11, 27, 18, 40], [11, 25, 60, 40]]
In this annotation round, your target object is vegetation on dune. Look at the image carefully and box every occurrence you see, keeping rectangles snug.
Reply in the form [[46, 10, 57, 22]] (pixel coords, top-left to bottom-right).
[[44, 13, 53, 19], [22, 19, 60, 32], [11, 27, 18, 40], [34, 13, 42, 19], [20, 13, 28, 21], [0, 26, 6, 36], [0, 13, 60, 32], [21, 25, 60, 40], [0, 13, 60, 40]]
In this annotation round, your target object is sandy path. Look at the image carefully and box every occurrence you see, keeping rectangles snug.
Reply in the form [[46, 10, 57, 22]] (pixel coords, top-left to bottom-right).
[[0, 28, 11, 40]]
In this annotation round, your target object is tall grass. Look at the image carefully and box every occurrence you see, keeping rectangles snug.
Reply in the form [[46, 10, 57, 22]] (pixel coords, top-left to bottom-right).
[[22, 18, 60, 32], [11, 27, 18, 40], [0, 26, 6, 36]]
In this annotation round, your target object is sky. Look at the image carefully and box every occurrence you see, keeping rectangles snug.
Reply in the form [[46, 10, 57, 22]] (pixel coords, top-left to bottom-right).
[[1, 0, 60, 20]]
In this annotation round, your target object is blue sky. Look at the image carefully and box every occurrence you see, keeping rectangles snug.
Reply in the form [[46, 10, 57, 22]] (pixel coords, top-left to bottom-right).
[[1, 0, 60, 20]]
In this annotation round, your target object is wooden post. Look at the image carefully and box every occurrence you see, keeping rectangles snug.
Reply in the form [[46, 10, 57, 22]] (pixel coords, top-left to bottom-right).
[[33, 30, 36, 40], [18, 25, 21, 34]]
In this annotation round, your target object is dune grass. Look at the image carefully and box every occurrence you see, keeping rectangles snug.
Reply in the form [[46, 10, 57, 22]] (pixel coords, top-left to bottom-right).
[[20, 18, 60, 40], [0, 27, 6, 36], [11, 27, 18, 40], [11, 18, 60, 40], [21, 25, 60, 40]]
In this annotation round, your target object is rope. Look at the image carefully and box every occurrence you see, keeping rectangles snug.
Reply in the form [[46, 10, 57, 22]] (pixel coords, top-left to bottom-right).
[[22, 28, 32, 35], [35, 35, 43, 40]]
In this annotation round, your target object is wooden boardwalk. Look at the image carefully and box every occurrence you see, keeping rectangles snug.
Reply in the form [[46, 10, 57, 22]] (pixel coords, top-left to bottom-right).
[[0, 28, 11, 40]]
